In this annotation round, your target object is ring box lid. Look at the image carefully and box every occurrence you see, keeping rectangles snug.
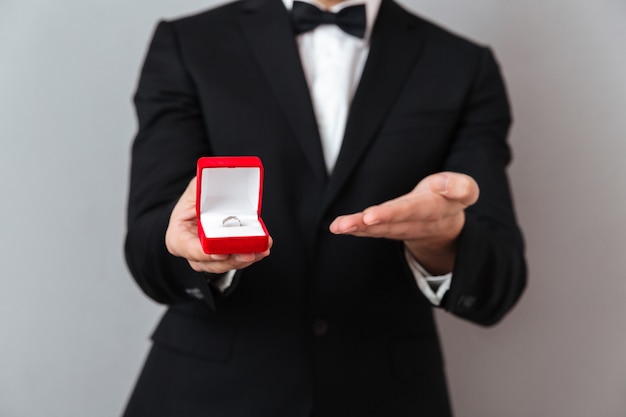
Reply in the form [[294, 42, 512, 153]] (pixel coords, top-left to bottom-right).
[[196, 156, 269, 254]]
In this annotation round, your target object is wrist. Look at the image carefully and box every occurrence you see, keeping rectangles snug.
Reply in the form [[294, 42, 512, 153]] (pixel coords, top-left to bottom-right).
[[405, 239, 457, 276]]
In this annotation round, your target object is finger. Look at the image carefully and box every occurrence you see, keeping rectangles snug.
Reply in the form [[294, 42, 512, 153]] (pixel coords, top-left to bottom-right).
[[330, 192, 444, 234], [343, 213, 462, 240], [184, 176, 198, 198], [208, 253, 230, 261], [428, 172, 479, 207], [362, 173, 479, 225], [187, 235, 272, 264], [231, 236, 273, 262], [361, 191, 442, 226], [329, 212, 365, 234], [197, 235, 272, 264], [167, 177, 199, 228], [176, 177, 199, 211], [189, 244, 272, 274]]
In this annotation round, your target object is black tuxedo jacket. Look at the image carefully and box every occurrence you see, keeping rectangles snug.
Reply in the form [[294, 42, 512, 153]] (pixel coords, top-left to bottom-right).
[[124, 0, 526, 415]]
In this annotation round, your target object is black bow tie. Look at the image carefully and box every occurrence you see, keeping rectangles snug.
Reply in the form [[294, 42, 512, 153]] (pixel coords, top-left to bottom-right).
[[291, 1, 366, 39]]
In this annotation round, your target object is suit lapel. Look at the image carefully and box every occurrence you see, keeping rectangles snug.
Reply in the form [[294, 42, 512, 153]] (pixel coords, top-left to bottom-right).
[[322, 0, 426, 207], [239, 0, 328, 183]]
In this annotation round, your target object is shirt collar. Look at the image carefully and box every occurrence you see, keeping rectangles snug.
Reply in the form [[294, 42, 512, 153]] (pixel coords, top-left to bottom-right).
[[282, 0, 382, 41]]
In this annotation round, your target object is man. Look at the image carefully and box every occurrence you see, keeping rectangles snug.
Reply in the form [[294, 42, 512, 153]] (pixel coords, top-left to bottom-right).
[[124, 0, 526, 415]]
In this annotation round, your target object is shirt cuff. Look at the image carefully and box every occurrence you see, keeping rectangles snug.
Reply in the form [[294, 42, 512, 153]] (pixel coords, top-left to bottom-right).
[[403, 247, 452, 306], [211, 270, 236, 293]]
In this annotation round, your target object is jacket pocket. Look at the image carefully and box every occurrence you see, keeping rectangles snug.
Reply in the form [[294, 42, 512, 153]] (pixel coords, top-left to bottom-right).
[[151, 307, 236, 362]]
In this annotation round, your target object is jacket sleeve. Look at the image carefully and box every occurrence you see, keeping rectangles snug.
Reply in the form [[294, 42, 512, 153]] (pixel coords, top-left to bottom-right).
[[125, 21, 220, 308], [440, 47, 527, 325]]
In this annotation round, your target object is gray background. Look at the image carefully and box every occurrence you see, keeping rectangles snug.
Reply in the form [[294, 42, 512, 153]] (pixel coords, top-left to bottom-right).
[[1, 0, 625, 416]]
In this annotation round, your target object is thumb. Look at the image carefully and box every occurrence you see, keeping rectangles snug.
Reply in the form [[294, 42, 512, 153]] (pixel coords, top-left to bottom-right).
[[180, 176, 198, 206], [428, 172, 480, 207]]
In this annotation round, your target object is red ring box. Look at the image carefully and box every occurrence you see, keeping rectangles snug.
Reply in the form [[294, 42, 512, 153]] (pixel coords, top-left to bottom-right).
[[196, 156, 269, 254]]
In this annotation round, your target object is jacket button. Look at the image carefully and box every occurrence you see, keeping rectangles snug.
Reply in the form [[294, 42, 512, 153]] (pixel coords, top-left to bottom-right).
[[457, 295, 476, 310], [312, 319, 329, 337]]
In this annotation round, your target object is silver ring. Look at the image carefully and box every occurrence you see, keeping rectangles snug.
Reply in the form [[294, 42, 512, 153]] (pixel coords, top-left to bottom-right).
[[222, 215, 243, 227]]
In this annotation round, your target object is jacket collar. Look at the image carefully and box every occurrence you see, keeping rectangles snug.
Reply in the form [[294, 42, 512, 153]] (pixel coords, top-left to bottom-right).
[[321, 0, 427, 209], [240, 0, 329, 182]]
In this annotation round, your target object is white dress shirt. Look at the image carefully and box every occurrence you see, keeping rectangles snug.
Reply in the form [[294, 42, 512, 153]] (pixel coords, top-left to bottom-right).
[[217, 0, 452, 305], [286, 0, 379, 173]]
